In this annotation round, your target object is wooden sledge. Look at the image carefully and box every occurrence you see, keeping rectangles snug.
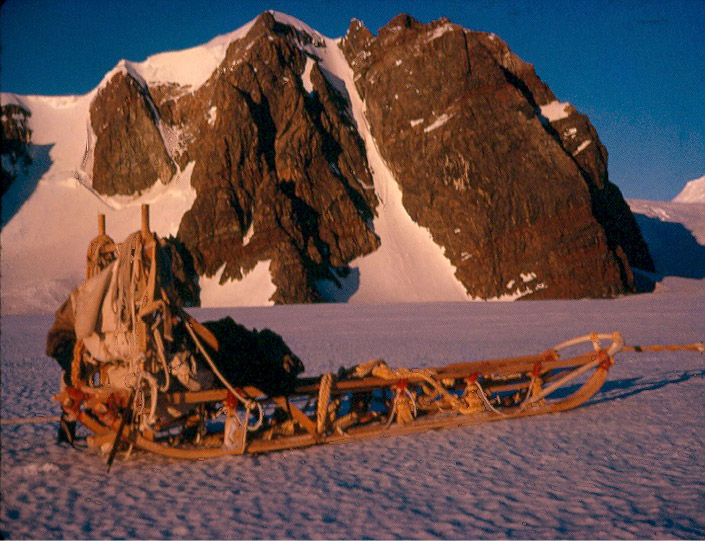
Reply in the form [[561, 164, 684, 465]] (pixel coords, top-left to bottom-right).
[[59, 331, 623, 460], [53, 206, 624, 462]]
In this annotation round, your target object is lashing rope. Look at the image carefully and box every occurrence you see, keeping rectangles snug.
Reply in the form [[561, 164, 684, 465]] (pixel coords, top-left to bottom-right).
[[183, 319, 264, 431], [385, 384, 418, 428], [16, 339, 700, 429], [316, 373, 335, 434]]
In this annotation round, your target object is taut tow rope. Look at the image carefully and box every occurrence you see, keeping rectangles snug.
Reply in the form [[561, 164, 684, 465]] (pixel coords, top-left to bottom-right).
[[623, 342, 704, 353], [1, 415, 62, 426]]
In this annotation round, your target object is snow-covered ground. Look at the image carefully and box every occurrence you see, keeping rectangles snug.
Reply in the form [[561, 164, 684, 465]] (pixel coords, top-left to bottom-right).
[[2, 282, 704, 539]]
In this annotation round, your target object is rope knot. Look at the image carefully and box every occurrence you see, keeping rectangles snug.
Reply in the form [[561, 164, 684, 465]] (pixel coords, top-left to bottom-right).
[[225, 390, 239, 411]]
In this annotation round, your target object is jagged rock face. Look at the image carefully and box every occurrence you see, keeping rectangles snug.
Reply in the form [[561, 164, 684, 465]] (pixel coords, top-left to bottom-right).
[[540, 102, 654, 274], [170, 13, 379, 303], [1, 104, 32, 196], [84, 11, 653, 303], [90, 72, 176, 195], [159, 236, 200, 307], [88, 14, 379, 303], [341, 15, 652, 298]]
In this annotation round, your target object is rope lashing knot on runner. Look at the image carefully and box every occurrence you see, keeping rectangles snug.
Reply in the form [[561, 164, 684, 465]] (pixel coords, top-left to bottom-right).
[[62, 386, 88, 418], [542, 349, 559, 363], [386, 379, 417, 427], [461, 375, 486, 414], [596, 350, 614, 370], [225, 390, 239, 411], [316, 372, 335, 435]]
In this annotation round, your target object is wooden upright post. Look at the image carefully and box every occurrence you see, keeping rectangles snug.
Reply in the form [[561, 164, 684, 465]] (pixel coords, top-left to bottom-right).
[[141, 204, 150, 237]]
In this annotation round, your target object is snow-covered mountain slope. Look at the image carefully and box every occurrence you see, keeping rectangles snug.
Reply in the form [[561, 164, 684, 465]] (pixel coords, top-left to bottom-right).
[[673, 175, 705, 203], [628, 191, 705, 281], [629, 198, 705, 245], [121, 21, 256, 93], [0, 12, 478, 314], [0, 111, 198, 314]]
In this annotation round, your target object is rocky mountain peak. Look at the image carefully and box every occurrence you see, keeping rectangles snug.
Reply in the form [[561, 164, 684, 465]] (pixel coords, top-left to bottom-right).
[[382, 13, 423, 34], [6, 11, 654, 307], [342, 18, 375, 54], [125, 13, 380, 303], [341, 14, 653, 298]]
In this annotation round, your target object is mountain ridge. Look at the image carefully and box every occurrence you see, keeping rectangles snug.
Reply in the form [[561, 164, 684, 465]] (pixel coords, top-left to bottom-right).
[[1, 11, 658, 312]]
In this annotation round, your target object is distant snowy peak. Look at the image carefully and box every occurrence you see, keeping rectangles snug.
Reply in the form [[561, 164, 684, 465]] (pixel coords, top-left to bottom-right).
[[673, 175, 705, 203]]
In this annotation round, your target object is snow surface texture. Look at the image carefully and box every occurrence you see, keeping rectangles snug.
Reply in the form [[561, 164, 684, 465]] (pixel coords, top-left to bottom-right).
[[2, 282, 704, 539]]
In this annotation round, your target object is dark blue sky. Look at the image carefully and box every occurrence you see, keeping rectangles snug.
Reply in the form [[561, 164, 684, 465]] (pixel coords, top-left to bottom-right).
[[2, 0, 703, 201]]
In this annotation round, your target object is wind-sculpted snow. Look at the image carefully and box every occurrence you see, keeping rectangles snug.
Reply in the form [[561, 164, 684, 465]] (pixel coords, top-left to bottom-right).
[[2, 285, 704, 539]]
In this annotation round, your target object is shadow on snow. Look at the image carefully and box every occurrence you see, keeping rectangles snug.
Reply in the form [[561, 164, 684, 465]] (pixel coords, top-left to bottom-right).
[[1, 144, 54, 228], [633, 213, 705, 280], [549, 368, 705, 406]]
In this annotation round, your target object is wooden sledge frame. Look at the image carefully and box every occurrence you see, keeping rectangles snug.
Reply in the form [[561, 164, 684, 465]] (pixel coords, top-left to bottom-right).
[[53, 207, 625, 462], [57, 332, 623, 460]]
